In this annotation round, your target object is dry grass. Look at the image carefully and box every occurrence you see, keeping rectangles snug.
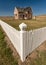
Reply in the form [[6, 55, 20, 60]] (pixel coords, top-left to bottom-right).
[[0, 16, 46, 30]]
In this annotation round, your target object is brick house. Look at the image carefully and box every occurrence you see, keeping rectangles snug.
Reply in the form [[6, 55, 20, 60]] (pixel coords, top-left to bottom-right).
[[14, 7, 32, 19]]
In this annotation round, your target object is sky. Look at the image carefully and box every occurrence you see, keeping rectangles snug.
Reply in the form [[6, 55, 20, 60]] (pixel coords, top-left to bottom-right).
[[0, 0, 46, 16]]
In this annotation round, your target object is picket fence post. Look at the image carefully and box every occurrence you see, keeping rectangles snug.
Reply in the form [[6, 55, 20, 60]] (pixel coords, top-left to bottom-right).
[[19, 23, 27, 62]]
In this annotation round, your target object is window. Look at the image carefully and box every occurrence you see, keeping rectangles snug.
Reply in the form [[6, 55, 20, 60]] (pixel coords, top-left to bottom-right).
[[25, 14, 27, 17], [28, 11, 30, 14], [15, 14, 17, 16]]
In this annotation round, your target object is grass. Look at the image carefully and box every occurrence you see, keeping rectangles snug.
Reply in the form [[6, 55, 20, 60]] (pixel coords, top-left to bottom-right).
[[0, 27, 18, 65], [31, 50, 46, 65], [0, 16, 46, 30]]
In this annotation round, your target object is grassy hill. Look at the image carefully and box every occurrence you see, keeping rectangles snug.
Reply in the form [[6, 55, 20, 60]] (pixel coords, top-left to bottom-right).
[[0, 16, 46, 30]]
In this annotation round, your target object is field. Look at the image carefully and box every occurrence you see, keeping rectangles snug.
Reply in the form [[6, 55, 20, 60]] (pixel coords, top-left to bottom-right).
[[0, 16, 46, 30], [0, 16, 46, 65]]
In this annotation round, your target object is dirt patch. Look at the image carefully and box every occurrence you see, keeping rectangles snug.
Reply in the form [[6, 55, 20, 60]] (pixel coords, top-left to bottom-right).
[[37, 41, 46, 51]]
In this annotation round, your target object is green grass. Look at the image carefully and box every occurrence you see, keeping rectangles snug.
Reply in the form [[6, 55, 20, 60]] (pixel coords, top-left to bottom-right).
[[31, 50, 46, 65], [0, 16, 46, 30], [0, 27, 18, 65]]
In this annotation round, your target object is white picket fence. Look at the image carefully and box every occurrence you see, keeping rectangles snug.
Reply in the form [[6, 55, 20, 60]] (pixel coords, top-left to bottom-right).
[[0, 20, 21, 56], [0, 20, 46, 62], [25, 28, 46, 57]]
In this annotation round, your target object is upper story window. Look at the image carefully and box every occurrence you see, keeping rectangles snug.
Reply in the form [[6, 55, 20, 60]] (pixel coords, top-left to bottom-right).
[[28, 11, 30, 14]]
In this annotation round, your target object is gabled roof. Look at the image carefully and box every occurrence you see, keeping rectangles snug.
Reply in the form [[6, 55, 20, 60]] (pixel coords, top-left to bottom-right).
[[15, 7, 32, 12], [16, 7, 24, 12]]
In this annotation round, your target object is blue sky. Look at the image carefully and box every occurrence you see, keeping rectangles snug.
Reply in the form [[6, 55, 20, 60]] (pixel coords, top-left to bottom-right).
[[0, 0, 46, 16]]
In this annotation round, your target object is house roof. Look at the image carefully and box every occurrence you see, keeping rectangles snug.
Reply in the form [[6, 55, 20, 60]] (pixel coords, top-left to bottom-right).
[[16, 7, 24, 12], [16, 7, 32, 12]]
